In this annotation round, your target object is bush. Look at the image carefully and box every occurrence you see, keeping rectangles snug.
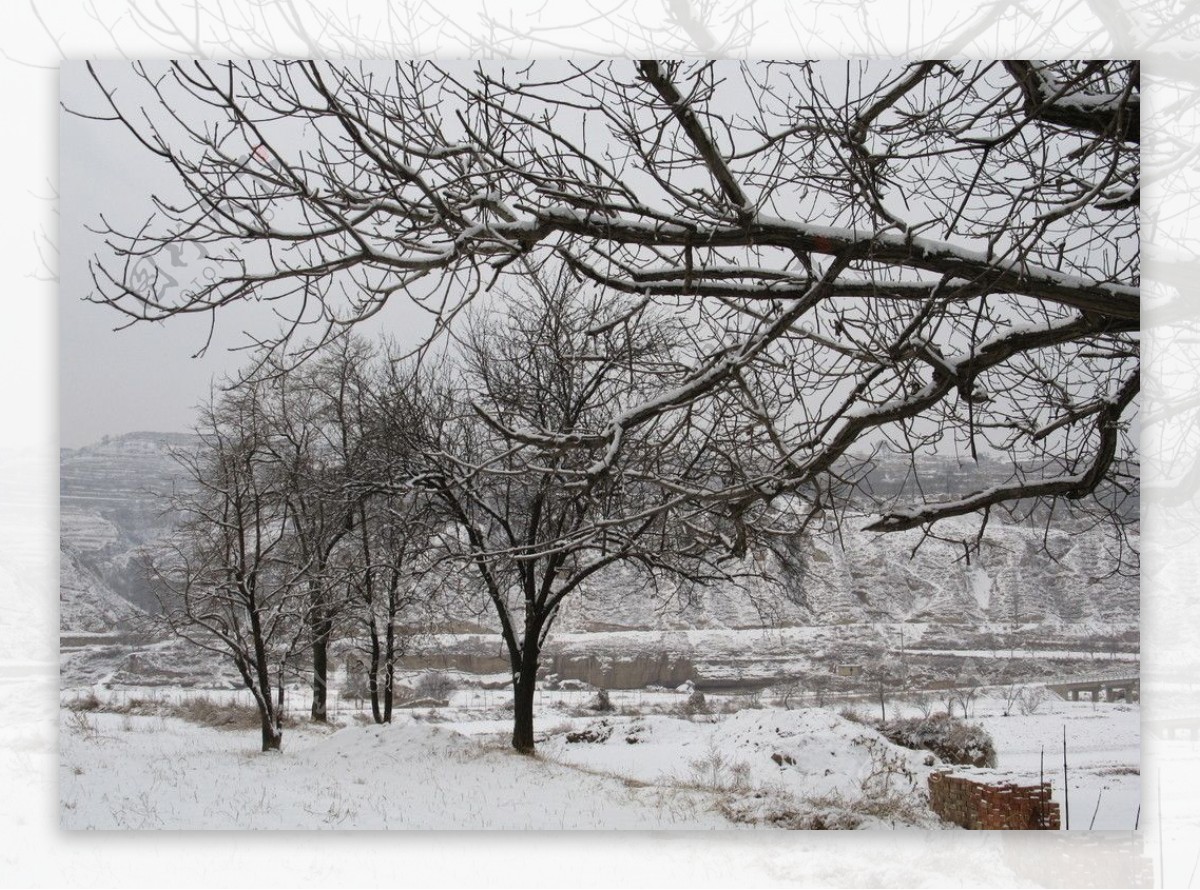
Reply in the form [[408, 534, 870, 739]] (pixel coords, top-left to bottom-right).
[[687, 743, 751, 791], [566, 720, 614, 744], [678, 689, 709, 717], [588, 689, 614, 712], [415, 671, 456, 701], [1018, 685, 1047, 715], [838, 707, 870, 725], [719, 789, 869, 830], [66, 690, 102, 712], [66, 709, 101, 739], [879, 713, 997, 768]]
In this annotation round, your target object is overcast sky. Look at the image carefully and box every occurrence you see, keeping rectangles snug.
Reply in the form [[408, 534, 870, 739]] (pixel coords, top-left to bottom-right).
[[58, 61, 753, 449], [59, 60, 1135, 457], [57, 60, 843, 449], [59, 62, 424, 448], [61, 64, 252, 447]]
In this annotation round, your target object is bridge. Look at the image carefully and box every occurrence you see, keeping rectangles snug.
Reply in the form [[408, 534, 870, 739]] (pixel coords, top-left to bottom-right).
[[1044, 670, 1139, 703]]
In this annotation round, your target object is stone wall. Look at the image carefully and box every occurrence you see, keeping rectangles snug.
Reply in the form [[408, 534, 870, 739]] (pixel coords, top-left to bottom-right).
[[928, 771, 1061, 830]]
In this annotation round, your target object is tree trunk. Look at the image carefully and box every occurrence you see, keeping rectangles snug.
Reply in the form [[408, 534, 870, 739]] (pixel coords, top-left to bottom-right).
[[244, 581, 282, 751], [511, 650, 540, 754], [277, 671, 285, 726], [260, 709, 282, 752], [368, 622, 383, 724], [383, 620, 395, 723], [311, 608, 333, 722]]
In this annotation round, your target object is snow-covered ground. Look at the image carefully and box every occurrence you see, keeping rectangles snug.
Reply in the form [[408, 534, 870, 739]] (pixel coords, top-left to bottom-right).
[[972, 698, 1141, 830], [60, 712, 732, 829], [59, 685, 1138, 831]]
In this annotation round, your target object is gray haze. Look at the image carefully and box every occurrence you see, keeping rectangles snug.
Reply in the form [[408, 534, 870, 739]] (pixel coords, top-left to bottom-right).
[[61, 63, 241, 448], [58, 60, 830, 449], [58, 62, 425, 449]]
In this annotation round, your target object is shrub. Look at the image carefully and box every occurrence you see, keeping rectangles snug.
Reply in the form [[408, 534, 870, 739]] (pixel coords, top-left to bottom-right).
[[879, 713, 997, 768], [719, 789, 866, 830], [838, 707, 870, 725], [414, 671, 456, 701], [566, 720, 614, 744], [66, 690, 102, 712], [687, 743, 751, 791], [66, 709, 101, 739], [678, 690, 709, 716], [1018, 685, 1047, 715], [588, 689, 614, 712]]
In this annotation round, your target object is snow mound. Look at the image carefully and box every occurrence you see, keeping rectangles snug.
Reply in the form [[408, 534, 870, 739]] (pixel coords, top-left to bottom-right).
[[293, 720, 479, 767], [543, 708, 941, 827]]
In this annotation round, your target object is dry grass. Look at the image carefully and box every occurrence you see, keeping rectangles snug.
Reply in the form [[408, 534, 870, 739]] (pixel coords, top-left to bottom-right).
[[1096, 764, 1140, 776], [169, 696, 265, 731], [63, 691, 281, 732], [718, 785, 930, 830], [64, 690, 103, 712]]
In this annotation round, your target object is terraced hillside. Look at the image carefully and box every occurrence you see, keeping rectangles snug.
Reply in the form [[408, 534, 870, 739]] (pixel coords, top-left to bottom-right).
[[59, 433, 1138, 656]]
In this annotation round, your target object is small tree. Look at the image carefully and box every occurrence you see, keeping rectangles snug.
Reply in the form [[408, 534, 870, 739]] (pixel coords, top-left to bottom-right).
[[381, 265, 744, 752], [152, 386, 309, 751], [809, 673, 834, 708], [1000, 680, 1024, 717], [343, 486, 433, 723], [943, 672, 982, 719], [908, 688, 936, 720], [863, 659, 901, 723], [777, 678, 805, 711]]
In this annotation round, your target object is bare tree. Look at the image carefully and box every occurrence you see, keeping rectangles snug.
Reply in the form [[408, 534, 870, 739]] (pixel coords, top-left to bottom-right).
[[378, 265, 739, 752], [233, 347, 374, 723], [863, 658, 901, 723], [79, 60, 1139, 566], [160, 335, 441, 731], [152, 385, 309, 751], [235, 336, 446, 724], [998, 673, 1025, 717], [340, 351, 439, 724], [941, 669, 983, 719], [343, 488, 431, 724]]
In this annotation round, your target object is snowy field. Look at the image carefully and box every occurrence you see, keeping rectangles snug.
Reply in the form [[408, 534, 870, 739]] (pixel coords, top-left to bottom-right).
[[59, 684, 1139, 831], [60, 713, 731, 830]]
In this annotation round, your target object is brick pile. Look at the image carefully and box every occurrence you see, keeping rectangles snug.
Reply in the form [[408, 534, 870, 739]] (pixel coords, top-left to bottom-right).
[[928, 771, 1061, 830]]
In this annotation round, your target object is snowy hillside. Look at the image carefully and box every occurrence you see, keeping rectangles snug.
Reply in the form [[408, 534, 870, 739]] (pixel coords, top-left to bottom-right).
[[58, 687, 1139, 831], [59, 431, 196, 629], [59, 546, 141, 634], [552, 514, 1138, 634], [58, 433, 1138, 645]]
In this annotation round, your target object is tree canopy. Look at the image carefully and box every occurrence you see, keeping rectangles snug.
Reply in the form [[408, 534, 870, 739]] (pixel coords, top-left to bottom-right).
[[83, 60, 1139, 563]]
